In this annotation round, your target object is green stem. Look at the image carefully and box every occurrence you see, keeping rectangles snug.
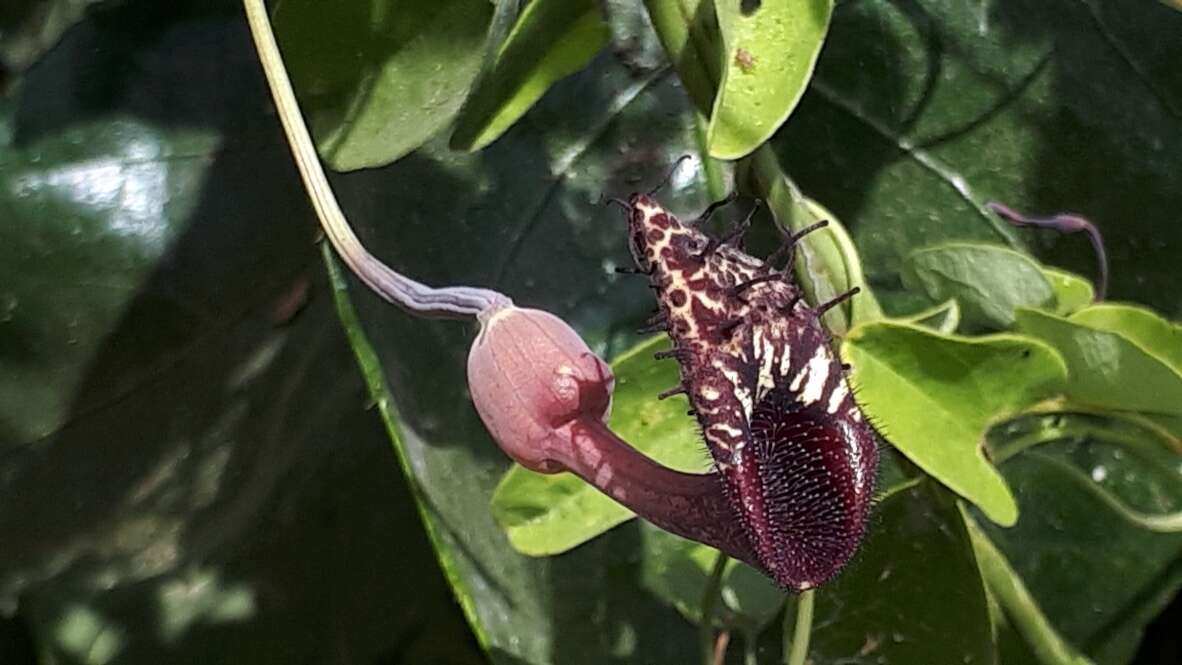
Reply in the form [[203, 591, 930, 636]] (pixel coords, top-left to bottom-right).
[[991, 408, 1182, 464], [783, 589, 814, 665], [642, 0, 721, 115], [694, 111, 729, 201], [700, 551, 729, 665], [991, 416, 1144, 465], [241, 0, 506, 319], [962, 510, 1095, 665], [745, 145, 883, 333], [742, 627, 759, 665]]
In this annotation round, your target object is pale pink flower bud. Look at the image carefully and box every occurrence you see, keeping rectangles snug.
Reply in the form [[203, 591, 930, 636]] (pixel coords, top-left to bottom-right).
[[466, 305, 614, 473]]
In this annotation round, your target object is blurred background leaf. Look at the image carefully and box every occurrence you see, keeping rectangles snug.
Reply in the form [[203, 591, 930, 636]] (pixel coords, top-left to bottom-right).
[[0, 4, 485, 663], [272, 0, 493, 170], [0, 0, 104, 77], [449, 0, 610, 151]]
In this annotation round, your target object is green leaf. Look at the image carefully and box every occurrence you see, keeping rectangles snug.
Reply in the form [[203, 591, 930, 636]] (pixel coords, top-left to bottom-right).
[[1069, 303, 1182, 374], [0, 117, 215, 443], [902, 242, 1056, 330], [809, 483, 994, 665], [898, 298, 960, 334], [1043, 268, 1094, 316], [1031, 451, 1182, 533], [988, 410, 1182, 469], [1015, 307, 1182, 416], [273, 0, 492, 170], [963, 509, 1095, 665], [490, 335, 707, 556], [707, 0, 834, 159], [842, 321, 1070, 525], [638, 524, 783, 632], [982, 444, 1182, 665], [450, 0, 610, 151]]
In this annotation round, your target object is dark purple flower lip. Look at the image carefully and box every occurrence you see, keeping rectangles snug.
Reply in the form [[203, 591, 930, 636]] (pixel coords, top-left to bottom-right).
[[626, 194, 879, 590]]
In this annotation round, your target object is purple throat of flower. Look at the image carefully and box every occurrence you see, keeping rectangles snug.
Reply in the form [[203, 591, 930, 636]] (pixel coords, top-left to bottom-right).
[[468, 193, 881, 592]]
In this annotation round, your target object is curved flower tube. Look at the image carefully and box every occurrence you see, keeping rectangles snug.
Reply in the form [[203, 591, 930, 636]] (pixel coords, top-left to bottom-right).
[[467, 305, 757, 566]]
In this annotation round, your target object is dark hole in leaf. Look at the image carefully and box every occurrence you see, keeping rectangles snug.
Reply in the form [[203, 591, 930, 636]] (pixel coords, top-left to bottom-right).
[[741, 0, 761, 16]]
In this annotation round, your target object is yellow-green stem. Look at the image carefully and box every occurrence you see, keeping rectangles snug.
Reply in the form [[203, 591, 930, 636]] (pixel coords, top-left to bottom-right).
[[783, 589, 814, 665], [700, 551, 729, 665]]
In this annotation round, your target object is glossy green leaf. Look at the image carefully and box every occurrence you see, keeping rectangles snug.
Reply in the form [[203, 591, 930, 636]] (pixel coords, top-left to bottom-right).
[[638, 524, 783, 632], [843, 321, 1070, 525], [1033, 451, 1182, 533], [273, 0, 492, 171], [450, 0, 610, 151], [1015, 307, 1182, 416], [1043, 268, 1095, 316], [1069, 303, 1182, 373], [0, 117, 213, 444], [808, 483, 994, 665], [707, 0, 833, 159], [983, 445, 1182, 665], [902, 242, 1056, 330], [490, 335, 708, 556], [988, 410, 1182, 470]]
